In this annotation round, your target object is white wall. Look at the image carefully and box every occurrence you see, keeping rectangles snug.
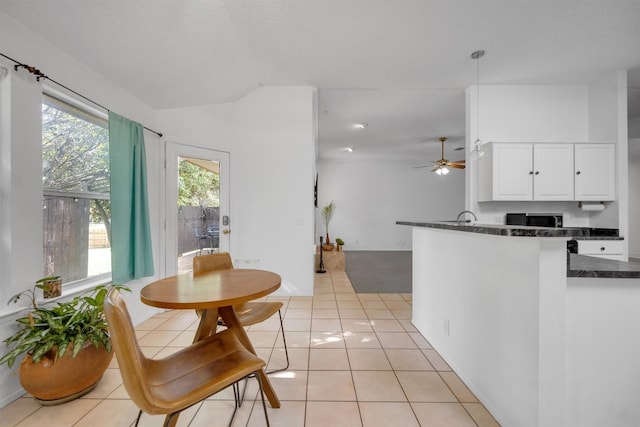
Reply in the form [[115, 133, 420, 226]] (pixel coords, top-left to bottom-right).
[[316, 159, 464, 250], [412, 228, 569, 426], [629, 142, 640, 258], [566, 278, 640, 427], [0, 12, 163, 408], [588, 72, 628, 237], [466, 79, 629, 234], [157, 86, 317, 296], [0, 11, 317, 409]]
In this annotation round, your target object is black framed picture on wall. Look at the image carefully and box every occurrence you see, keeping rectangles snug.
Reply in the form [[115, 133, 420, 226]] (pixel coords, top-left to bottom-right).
[[314, 173, 318, 207]]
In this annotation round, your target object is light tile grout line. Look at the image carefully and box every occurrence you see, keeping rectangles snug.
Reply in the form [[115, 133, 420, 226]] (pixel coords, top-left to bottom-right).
[[323, 268, 485, 427]]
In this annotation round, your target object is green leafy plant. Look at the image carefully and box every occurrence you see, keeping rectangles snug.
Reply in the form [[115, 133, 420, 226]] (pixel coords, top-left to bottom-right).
[[321, 201, 335, 244], [0, 282, 130, 369], [335, 238, 344, 246]]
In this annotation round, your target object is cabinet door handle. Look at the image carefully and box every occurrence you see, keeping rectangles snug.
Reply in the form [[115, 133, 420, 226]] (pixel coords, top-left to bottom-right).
[[576, 171, 581, 175], [601, 247, 606, 251], [535, 171, 539, 175], [529, 171, 534, 175]]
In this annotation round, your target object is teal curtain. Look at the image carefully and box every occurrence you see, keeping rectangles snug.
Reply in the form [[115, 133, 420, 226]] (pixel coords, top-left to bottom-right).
[[109, 112, 154, 284]]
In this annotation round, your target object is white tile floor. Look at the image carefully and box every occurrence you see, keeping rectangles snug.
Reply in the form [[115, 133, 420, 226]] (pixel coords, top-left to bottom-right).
[[0, 269, 500, 426]]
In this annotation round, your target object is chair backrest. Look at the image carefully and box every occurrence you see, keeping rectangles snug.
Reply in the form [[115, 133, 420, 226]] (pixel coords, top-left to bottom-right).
[[193, 252, 233, 274], [103, 288, 159, 415]]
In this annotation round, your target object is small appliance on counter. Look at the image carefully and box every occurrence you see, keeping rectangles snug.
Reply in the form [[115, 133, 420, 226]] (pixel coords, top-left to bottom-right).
[[505, 213, 563, 228]]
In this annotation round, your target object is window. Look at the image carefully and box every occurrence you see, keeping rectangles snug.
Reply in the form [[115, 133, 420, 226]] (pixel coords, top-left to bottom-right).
[[42, 94, 110, 284]]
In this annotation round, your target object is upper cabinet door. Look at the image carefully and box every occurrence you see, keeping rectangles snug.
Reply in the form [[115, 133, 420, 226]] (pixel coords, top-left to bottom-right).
[[574, 144, 615, 201], [491, 143, 534, 201], [533, 144, 574, 200]]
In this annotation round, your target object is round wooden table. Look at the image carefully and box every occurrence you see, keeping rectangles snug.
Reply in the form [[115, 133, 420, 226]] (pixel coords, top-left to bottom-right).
[[140, 269, 281, 408]]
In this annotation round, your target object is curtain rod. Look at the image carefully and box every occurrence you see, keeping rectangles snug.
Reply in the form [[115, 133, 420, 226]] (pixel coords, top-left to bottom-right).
[[1, 52, 163, 137]]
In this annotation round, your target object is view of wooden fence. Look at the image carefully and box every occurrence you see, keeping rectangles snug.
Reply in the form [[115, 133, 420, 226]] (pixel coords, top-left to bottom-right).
[[177, 206, 220, 255], [43, 200, 220, 281]]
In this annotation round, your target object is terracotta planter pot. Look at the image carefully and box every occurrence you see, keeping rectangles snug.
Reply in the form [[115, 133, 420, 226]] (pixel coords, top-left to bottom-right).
[[19, 341, 113, 405]]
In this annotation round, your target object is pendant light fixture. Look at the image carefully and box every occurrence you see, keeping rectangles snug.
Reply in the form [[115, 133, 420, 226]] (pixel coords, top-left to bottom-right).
[[470, 49, 485, 160]]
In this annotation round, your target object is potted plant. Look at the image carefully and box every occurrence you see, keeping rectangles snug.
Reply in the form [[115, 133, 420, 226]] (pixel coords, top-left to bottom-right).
[[335, 238, 345, 251], [0, 281, 129, 405], [38, 275, 62, 299], [321, 201, 336, 251]]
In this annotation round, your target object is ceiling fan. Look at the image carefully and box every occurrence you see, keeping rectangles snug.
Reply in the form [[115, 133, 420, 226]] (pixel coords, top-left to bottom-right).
[[415, 137, 465, 175]]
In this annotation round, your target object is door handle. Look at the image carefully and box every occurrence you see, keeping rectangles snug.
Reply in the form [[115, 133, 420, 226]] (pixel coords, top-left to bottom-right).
[[222, 229, 231, 235]]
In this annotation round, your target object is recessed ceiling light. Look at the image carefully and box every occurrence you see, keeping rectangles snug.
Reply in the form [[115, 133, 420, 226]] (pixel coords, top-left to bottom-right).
[[344, 147, 353, 152], [353, 123, 368, 130]]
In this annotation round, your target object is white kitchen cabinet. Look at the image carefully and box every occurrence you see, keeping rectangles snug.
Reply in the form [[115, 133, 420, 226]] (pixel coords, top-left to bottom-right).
[[577, 240, 624, 261], [533, 144, 575, 200], [477, 143, 574, 201], [574, 144, 615, 201]]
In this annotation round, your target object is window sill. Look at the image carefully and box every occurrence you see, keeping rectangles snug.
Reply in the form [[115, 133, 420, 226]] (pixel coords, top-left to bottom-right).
[[0, 274, 112, 321]]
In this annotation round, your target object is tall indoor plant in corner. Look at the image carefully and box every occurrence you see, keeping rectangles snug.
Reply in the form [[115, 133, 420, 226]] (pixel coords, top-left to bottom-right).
[[321, 201, 336, 250], [0, 282, 129, 405]]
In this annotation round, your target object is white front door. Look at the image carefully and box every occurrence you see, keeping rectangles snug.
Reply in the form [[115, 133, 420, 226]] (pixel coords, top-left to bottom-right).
[[165, 142, 230, 275]]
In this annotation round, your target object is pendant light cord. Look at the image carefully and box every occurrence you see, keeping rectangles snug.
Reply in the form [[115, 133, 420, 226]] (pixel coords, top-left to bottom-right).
[[476, 53, 480, 143], [470, 50, 485, 155]]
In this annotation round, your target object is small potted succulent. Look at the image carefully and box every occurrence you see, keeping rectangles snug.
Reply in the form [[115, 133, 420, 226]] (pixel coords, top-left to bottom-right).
[[0, 281, 129, 405], [335, 238, 345, 251]]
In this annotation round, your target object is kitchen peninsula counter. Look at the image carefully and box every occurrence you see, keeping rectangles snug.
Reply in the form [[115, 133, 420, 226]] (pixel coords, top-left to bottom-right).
[[397, 221, 639, 278], [398, 221, 640, 427], [396, 220, 621, 238]]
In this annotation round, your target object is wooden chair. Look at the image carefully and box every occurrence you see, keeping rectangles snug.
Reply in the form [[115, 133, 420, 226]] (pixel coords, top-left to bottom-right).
[[193, 252, 290, 373], [103, 288, 270, 427]]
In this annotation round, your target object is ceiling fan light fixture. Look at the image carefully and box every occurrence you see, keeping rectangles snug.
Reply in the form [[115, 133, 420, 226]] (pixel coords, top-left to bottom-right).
[[414, 136, 464, 175], [470, 49, 485, 161], [435, 166, 450, 176]]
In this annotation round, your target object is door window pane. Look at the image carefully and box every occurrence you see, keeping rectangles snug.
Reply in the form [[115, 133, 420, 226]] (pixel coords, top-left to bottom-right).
[[176, 157, 220, 274]]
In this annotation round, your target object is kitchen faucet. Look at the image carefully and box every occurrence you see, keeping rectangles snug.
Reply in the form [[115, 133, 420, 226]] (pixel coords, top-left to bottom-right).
[[456, 210, 477, 225]]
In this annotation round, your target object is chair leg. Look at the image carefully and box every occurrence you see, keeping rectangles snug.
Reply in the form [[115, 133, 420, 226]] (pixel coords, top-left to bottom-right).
[[255, 371, 271, 427], [134, 409, 143, 426], [266, 309, 290, 374], [163, 412, 180, 427], [233, 382, 240, 407], [227, 377, 252, 427], [236, 376, 250, 407]]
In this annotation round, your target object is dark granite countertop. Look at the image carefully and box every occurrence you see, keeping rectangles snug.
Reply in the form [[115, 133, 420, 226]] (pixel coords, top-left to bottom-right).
[[568, 253, 640, 278], [571, 235, 623, 240], [398, 220, 638, 278], [396, 221, 620, 239]]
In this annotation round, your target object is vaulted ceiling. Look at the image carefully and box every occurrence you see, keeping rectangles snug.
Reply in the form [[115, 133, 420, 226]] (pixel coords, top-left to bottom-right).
[[2, 0, 639, 161]]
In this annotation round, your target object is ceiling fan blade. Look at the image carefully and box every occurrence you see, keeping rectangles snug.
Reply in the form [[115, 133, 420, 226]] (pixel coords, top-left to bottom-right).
[[413, 165, 431, 169], [449, 163, 465, 169], [451, 159, 465, 164], [431, 167, 440, 172]]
